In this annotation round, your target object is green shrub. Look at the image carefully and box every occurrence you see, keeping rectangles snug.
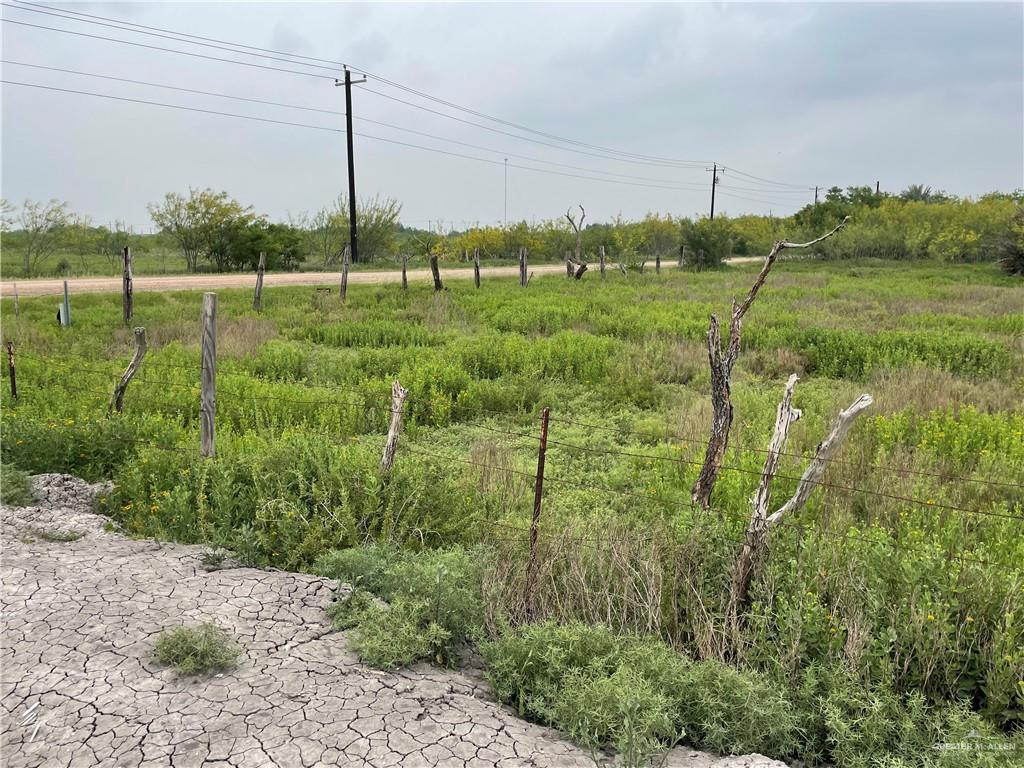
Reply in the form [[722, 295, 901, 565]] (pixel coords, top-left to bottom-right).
[[153, 623, 240, 676], [1, 463, 35, 506]]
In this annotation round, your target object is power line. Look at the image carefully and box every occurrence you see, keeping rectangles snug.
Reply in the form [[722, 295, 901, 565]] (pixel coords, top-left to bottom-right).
[[1, 79, 717, 192], [0, 60, 710, 188]]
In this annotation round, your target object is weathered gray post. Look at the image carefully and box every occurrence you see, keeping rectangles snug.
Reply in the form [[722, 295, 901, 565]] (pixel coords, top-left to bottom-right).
[[519, 247, 528, 288], [656, 253, 661, 274], [122, 246, 133, 323], [110, 327, 147, 414], [525, 406, 550, 620], [200, 293, 217, 458], [61, 281, 71, 326], [253, 251, 266, 312], [380, 380, 410, 473], [401, 253, 408, 290], [340, 244, 351, 302], [473, 247, 481, 289], [599, 245, 606, 278], [6, 342, 16, 401]]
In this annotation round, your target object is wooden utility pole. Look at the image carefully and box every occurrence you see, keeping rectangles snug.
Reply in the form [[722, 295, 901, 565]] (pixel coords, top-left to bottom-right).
[[473, 248, 481, 289], [200, 293, 217, 458], [253, 251, 266, 312], [340, 244, 351, 302], [380, 380, 410, 473], [122, 246, 133, 324], [335, 67, 366, 262], [5, 342, 16, 401], [110, 327, 147, 414], [707, 163, 720, 220], [525, 406, 550, 619]]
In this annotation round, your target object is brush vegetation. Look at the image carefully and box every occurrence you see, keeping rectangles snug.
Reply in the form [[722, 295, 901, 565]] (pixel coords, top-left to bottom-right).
[[2, 258, 1021, 764]]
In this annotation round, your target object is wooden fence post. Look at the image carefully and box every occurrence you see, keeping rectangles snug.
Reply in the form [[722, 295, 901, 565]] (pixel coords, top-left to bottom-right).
[[380, 380, 410, 473], [109, 327, 147, 414], [430, 254, 444, 292], [401, 253, 408, 290], [525, 406, 550, 620], [473, 247, 481, 289], [12, 283, 18, 319], [5, 342, 16, 401], [200, 293, 217, 458], [599, 245, 606, 278], [253, 251, 266, 312], [340, 245, 351, 302], [519, 247, 528, 288], [655, 253, 661, 274], [678, 245, 686, 267], [60, 280, 71, 326], [122, 246, 134, 323]]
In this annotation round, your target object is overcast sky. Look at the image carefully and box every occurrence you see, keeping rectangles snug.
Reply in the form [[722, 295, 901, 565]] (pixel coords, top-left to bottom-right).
[[2, 1, 1021, 230]]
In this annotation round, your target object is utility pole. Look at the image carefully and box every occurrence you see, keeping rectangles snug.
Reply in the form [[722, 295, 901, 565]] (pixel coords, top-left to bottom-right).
[[335, 67, 366, 262], [814, 186, 819, 206], [875, 180, 880, 195], [706, 163, 722, 220]]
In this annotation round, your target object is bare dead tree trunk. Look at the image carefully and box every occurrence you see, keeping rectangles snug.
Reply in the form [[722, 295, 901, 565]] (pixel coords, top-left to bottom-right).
[[691, 218, 849, 509], [401, 253, 408, 290], [573, 262, 588, 280], [473, 247, 481, 289], [253, 251, 266, 312], [565, 251, 574, 279], [678, 245, 686, 267], [110, 327, 147, 414], [430, 254, 444, 292], [380, 380, 410, 473], [564, 205, 588, 279], [726, 381, 872, 639]]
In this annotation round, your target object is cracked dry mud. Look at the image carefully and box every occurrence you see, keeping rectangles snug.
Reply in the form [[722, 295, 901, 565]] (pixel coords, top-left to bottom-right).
[[1, 475, 787, 768]]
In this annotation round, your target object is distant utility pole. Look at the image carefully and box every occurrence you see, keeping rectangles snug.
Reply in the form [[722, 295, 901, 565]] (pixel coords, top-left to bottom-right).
[[335, 67, 367, 262], [814, 186, 819, 206], [875, 180, 880, 195], [706, 163, 722, 220]]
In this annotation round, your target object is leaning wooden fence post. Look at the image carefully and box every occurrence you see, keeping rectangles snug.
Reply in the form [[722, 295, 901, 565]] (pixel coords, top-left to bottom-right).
[[430, 254, 444, 292], [340, 245, 351, 302], [401, 253, 409, 290], [379, 380, 410, 473], [519, 246, 528, 287], [599, 245, 606, 278], [5, 342, 16, 401], [473, 247, 481, 289], [525, 406, 550, 620], [109, 327, 147, 414], [122, 246, 134, 323], [200, 293, 217, 458], [253, 251, 266, 312]]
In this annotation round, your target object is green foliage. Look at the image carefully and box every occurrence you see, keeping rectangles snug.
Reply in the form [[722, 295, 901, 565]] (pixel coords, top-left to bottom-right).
[[680, 217, 735, 267], [319, 546, 485, 668], [153, 623, 240, 676], [1, 463, 35, 506]]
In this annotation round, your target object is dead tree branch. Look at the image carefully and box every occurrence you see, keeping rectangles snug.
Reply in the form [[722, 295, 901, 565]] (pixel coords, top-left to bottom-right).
[[109, 327, 147, 414], [691, 217, 849, 509]]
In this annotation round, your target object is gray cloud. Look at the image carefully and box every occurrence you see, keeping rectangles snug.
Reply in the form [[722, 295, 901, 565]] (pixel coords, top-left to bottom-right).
[[1, 1, 1020, 230]]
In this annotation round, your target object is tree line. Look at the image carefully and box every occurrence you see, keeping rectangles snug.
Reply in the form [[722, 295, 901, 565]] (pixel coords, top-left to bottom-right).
[[2, 185, 1021, 278]]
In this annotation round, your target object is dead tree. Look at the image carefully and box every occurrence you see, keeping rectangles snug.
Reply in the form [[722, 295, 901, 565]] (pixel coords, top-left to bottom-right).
[[429, 253, 444, 292], [473, 247, 481, 289], [564, 205, 589, 279], [691, 217, 849, 509], [401, 253, 408, 290], [726, 377, 872, 632], [340, 245, 351, 302]]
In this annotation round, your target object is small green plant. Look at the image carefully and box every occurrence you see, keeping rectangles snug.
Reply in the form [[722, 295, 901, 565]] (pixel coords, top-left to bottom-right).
[[198, 549, 227, 571], [326, 588, 378, 630], [1, 464, 35, 506], [26, 527, 84, 543], [153, 623, 240, 676]]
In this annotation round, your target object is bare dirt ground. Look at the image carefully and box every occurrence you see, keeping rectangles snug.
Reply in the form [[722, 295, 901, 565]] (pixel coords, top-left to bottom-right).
[[0, 259, 762, 298], [0, 475, 786, 768]]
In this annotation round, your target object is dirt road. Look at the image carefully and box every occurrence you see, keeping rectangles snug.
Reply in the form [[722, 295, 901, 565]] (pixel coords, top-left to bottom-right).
[[0, 474, 785, 768], [1, 258, 761, 298]]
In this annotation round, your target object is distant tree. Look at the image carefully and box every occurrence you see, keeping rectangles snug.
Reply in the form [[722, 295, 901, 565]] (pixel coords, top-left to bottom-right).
[[639, 212, 679, 263], [990, 206, 1024, 276], [899, 184, 952, 204], [148, 189, 255, 272], [679, 217, 734, 269], [16, 199, 72, 276], [306, 195, 401, 264]]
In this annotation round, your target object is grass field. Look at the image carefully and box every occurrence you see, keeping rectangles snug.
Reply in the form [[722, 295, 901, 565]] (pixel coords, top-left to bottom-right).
[[1, 258, 1021, 765]]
